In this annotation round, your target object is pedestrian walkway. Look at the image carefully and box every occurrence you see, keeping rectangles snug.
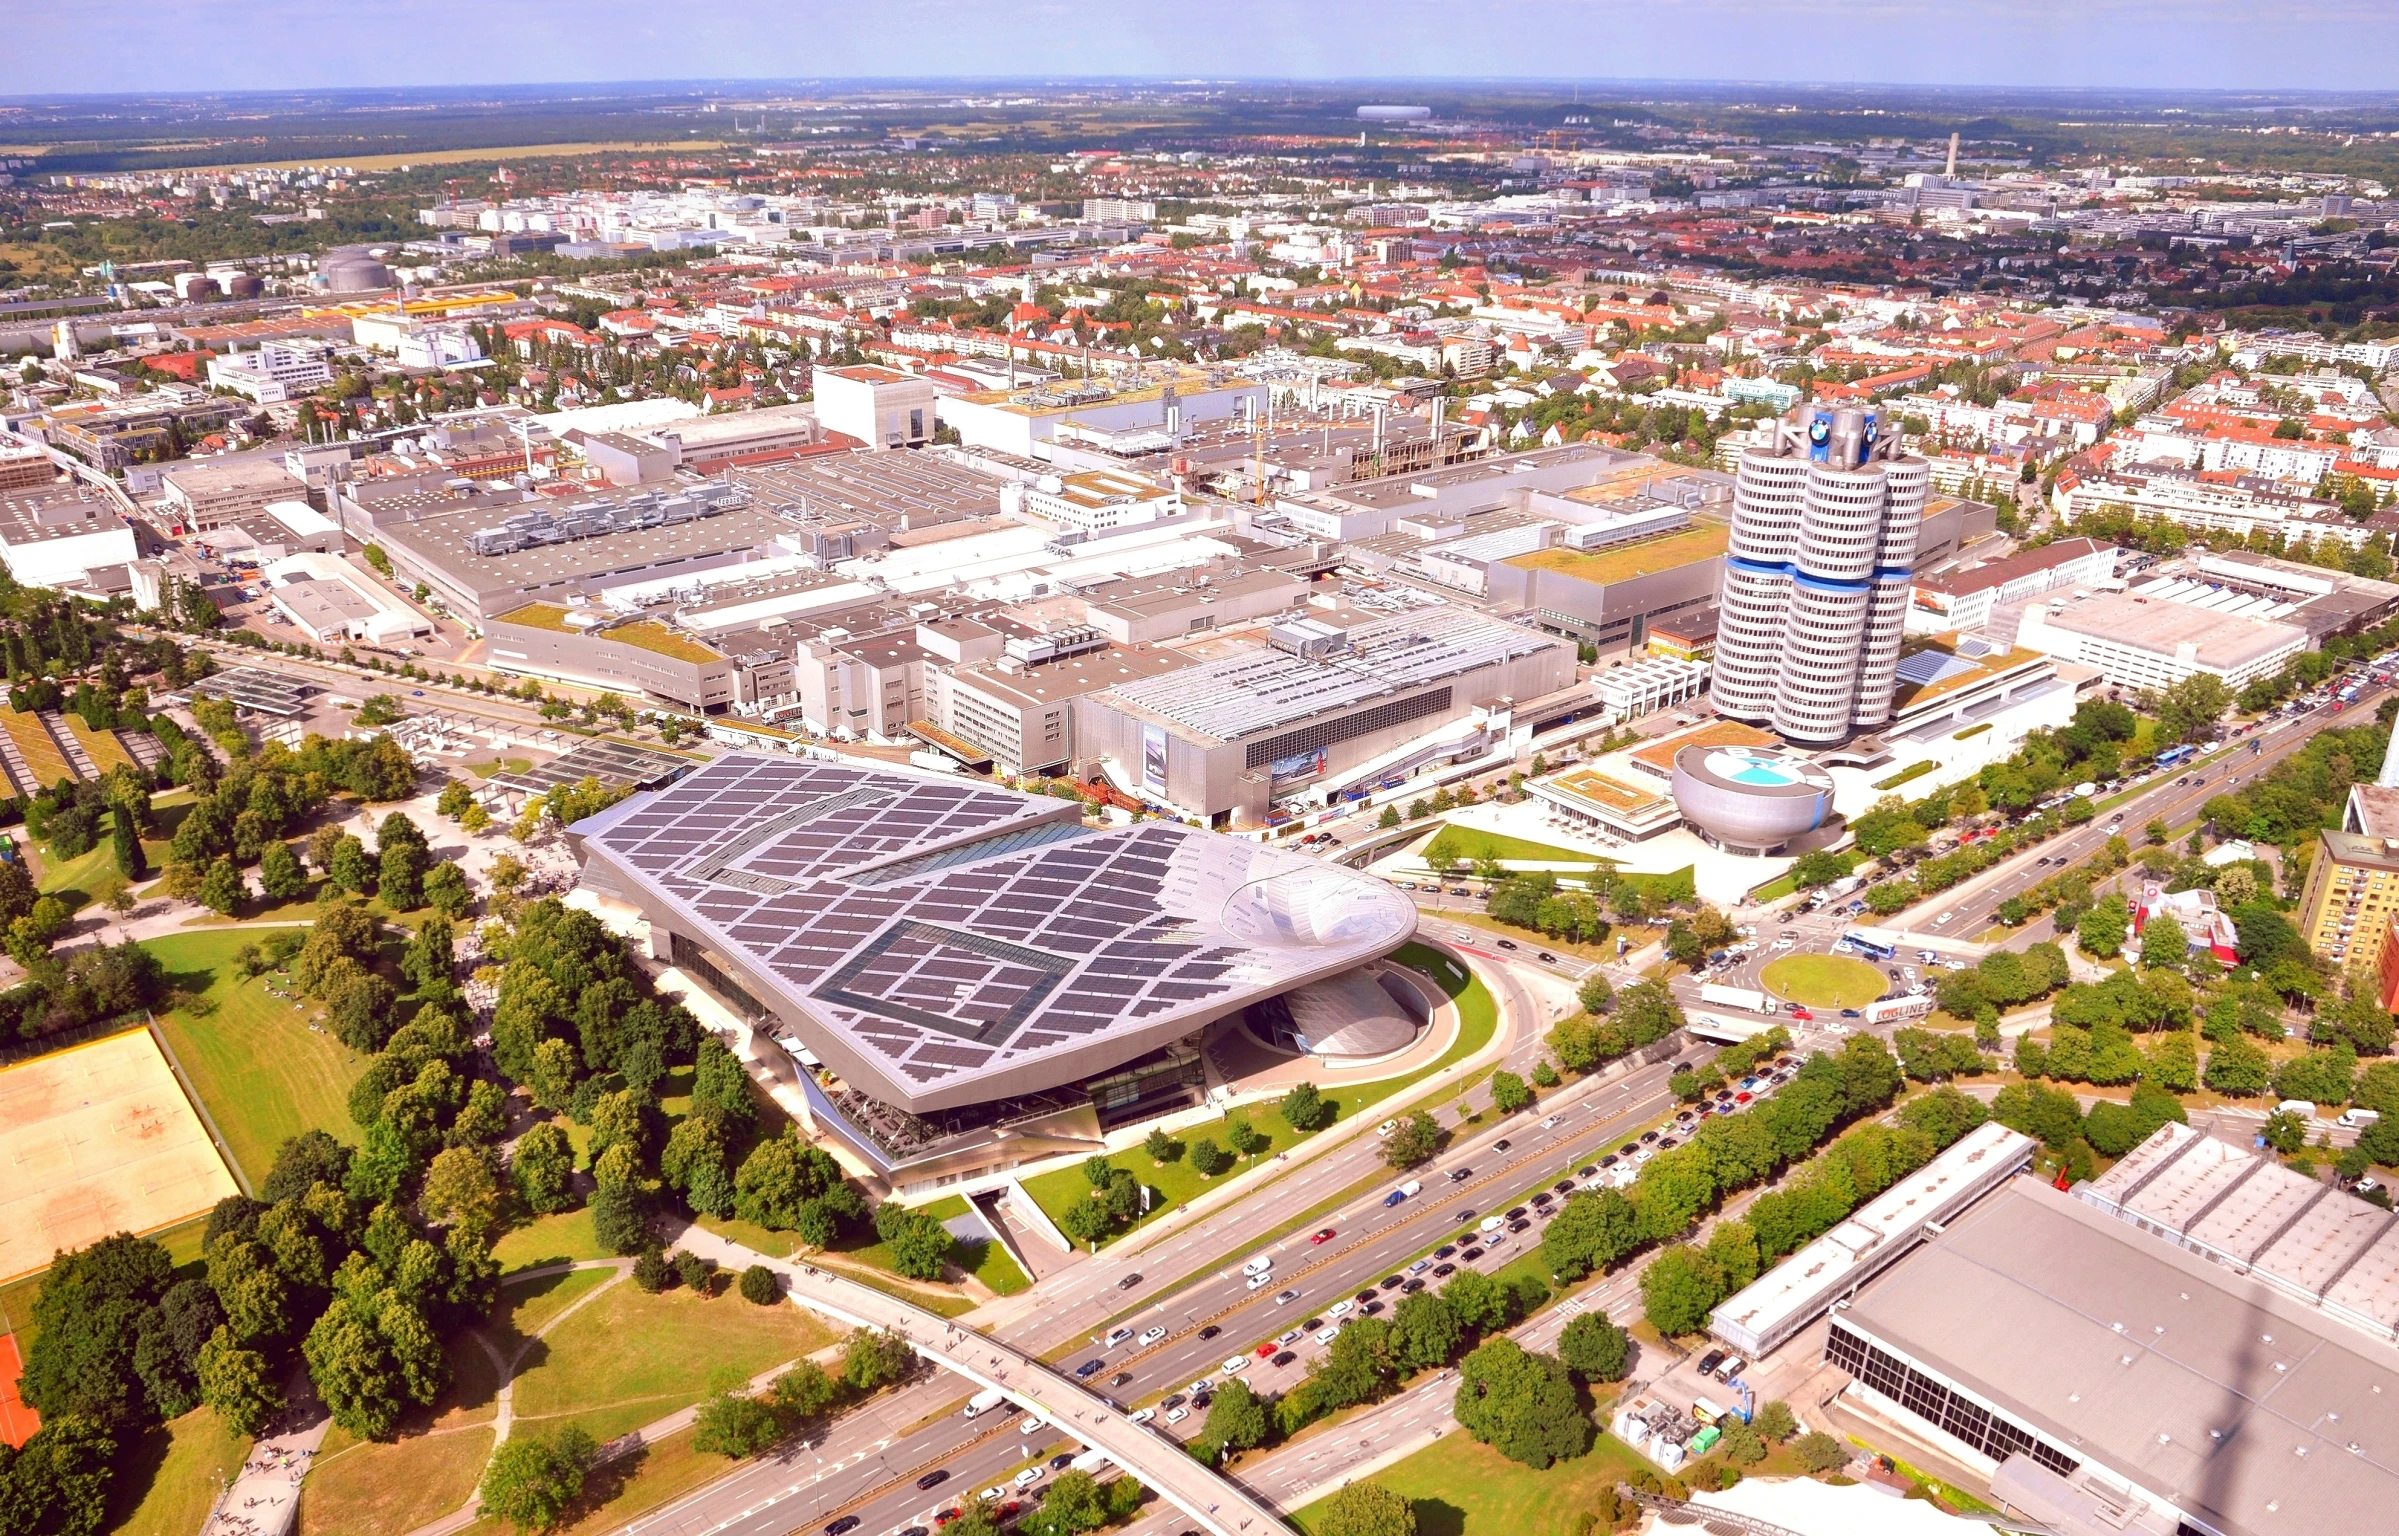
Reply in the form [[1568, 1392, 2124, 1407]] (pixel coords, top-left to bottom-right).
[[666, 1222, 1294, 1536], [204, 1373, 332, 1536]]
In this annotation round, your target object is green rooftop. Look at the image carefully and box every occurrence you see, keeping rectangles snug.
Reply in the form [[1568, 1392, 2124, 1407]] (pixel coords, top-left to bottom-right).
[[606, 622, 723, 666], [1504, 523, 1731, 586]]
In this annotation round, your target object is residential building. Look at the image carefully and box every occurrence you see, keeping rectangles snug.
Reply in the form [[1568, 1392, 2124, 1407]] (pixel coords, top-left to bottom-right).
[[1905, 537, 2117, 635], [206, 340, 335, 404], [2296, 827, 2399, 975]]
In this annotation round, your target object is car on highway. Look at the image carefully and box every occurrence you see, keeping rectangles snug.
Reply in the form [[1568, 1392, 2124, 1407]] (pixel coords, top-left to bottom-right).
[[1106, 1326, 1134, 1347], [1220, 1355, 1250, 1375], [1140, 1326, 1166, 1345], [900, 1525, 929, 1536], [919, 1471, 952, 1491], [933, 1510, 959, 1527], [1497, 939, 1518, 950], [1326, 1299, 1354, 1318], [827, 1518, 861, 1536], [1198, 1325, 1221, 1341], [1311, 1227, 1337, 1244], [1256, 1341, 1279, 1358], [1840, 1008, 1862, 1019], [1110, 1372, 1132, 1387], [1246, 1272, 1277, 1291], [1376, 1120, 1398, 1137], [1074, 1359, 1105, 1378], [1273, 1350, 1298, 1366], [1279, 1328, 1305, 1346], [1015, 1468, 1045, 1489], [1448, 1167, 1472, 1181], [1538, 952, 1558, 964], [1242, 1255, 1274, 1276], [1540, 1115, 1559, 1129], [1789, 1006, 1813, 1022], [1116, 1274, 1142, 1289], [1493, 1139, 1512, 1153], [1274, 1288, 1300, 1305], [1433, 1262, 1456, 1277], [1434, 1244, 1457, 1259], [1459, 1246, 1484, 1262]]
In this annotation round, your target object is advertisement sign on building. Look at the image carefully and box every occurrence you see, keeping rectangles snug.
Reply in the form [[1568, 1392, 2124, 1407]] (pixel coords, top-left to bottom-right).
[[1141, 725, 1168, 795]]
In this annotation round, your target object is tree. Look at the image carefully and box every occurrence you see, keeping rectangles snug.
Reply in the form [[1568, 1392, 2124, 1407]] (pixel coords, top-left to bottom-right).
[[1225, 1116, 1270, 1160], [111, 813, 146, 882], [1489, 1070, 1531, 1114], [1558, 1311, 1630, 1383], [1754, 1399, 1798, 1442], [872, 1202, 954, 1281], [1187, 1137, 1231, 1177], [1577, 972, 1614, 1015], [1314, 1482, 1418, 1536], [2140, 912, 2187, 969], [739, 1265, 780, 1305], [1794, 1430, 1850, 1473], [329, 834, 375, 894], [2078, 893, 2130, 959], [1142, 1127, 1179, 1165], [478, 1425, 596, 1533], [195, 1325, 282, 1436], [1201, 1377, 1268, 1454], [841, 1327, 913, 1391], [1640, 1245, 1724, 1337], [19, 1232, 176, 1431], [0, 1414, 114, 1536], [1389, 1289, 1463, 1373], [259, 839, 305, 900], [198, 855, 247, 916], [512, 1122, 575, 1214], [303, 1256, 448, 1441], [1280, 1080, 1329, 1132], [1452, 1340, 1589, 1469], [2205, 1035, 2274, 1097], [694, 1390, 783, 1458], [424, 861, 472, 920], [771, 1360, 839, 1419], [420, 1146, 502, 1243], [1381, 1111, 1440, 1169]]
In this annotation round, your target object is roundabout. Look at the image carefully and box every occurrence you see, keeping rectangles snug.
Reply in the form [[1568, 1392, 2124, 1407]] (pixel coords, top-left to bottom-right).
[[1760, 953, 1888, 1010]]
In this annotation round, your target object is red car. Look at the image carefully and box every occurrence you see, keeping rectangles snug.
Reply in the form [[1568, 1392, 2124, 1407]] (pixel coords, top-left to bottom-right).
[[1255, 1341, 1278, 1358], [1735, 1092, 1754, 1105], [1789, 1007, 1813, 1022], [1311, 1228, 1337, 1244]]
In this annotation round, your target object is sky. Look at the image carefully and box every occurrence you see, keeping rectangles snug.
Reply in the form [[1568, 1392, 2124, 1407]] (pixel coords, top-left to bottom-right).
[[5, 0, 2399, 96]]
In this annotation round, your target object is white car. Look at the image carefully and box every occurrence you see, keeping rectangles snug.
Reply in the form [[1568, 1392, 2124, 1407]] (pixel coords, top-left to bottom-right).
[[1015, 1467, 1045, 1488], [1127, 1408, 1155, 1425], [1934, 912, 1954, 926], [1278, 1328, 1304, 1346], [1105, 1326, 1133, 1347], [1326, 1299, 1354, 1318], [1772, 938, 1795, 950], [1479, 1215, 1505, 1232], [1187, 1378, 1211, 1398], [1139, 1326, 1167, 1345], [1540, 1116, 1559, 1130], [1165, 1406, 1190, 1425], [1221, 1355, 1249, 1376], [1242, 1254, 1274, 1276], [1315, 1325, 1343, 1346], [1376, 1119, 1399, 1137], [1246, 1273, 1276, 1291], [1945, 960, 1968, 972]]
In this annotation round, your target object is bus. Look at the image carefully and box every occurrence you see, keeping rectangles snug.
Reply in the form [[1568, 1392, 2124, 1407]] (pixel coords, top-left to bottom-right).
[[1839, 928, 1900, 962], [2155, 744, 2197, 770]]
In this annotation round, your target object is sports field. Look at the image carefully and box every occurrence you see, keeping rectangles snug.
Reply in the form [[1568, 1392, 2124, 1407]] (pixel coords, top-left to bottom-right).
[[0, 1333, 36, 1446], [0, 1030, 240, 1280]]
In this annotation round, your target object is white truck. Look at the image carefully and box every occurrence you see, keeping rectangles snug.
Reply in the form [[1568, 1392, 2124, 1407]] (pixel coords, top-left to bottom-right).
[[1699, 983, 1774, 1015], [1862, 995, 1934, 1025]]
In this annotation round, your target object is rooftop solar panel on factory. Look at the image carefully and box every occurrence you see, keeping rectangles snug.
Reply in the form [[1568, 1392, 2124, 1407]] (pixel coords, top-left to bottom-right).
[[569, 753, 1416, 1113], [489, 738, 702, 797]]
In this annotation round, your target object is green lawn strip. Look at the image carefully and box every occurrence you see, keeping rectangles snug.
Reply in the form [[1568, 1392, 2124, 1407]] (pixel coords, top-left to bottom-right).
[[901, 1194, 1032, 1296], [491, 1208, 610, 1276], [690, 1212, 804, 1261], [810, 1259, 977, 1318], [449, 1422, 724, 1536], [506, 1280, 837, 1446], [1872, 760, 1939, 792], [1758, 954, 1887, 1010], [1749, 871, 1799, 903], [491, 1265, 618, 1351], [106, 1405, 253, 1536], [148, 928, 371, 1189], [1286, 1404, 1656, 1536], [1424, 826, 1601, 866], [1027, 944, 1495, 1251], [295, 1424, 495, 1536]]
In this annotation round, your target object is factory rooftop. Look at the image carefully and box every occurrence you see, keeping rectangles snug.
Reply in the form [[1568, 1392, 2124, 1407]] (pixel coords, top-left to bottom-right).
[[1841, 1174, 2399, 1536], [376, 499, 794, 617], [1502, 521, 1730, 585], [2031, 589, 2310, 671], [570, 754, 1415, 1112], [1097, 606, 1556, 747]]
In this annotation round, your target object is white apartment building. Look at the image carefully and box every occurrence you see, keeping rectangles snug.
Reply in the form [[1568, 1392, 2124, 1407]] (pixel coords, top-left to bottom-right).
[[2016, 589, 2306, 692], [395, 324, 486, 370], [2062, 470, 2370, 549], [206, 341, 334, 404]]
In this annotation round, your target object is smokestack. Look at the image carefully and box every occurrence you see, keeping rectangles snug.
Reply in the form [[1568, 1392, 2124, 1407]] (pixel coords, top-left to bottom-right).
[[1946, 132, 1958, 179]]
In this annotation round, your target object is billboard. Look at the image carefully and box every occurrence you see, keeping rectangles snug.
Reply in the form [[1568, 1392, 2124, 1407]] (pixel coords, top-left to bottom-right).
[[1140, 725, 1168, 795], [1269, 746, 1328, 787]]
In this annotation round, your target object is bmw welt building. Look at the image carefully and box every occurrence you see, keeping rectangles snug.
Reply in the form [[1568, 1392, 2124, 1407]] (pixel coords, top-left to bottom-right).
[[569, 753, 1417, 1192]]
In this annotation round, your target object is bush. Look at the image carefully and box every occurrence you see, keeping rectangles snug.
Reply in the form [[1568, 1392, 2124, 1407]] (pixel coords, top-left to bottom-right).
[[1794, 1430, 1850, 1473], [739, 1264, 781, 1305], [632, 1248, 673, 1293], [675, 1251, 716, 1293]]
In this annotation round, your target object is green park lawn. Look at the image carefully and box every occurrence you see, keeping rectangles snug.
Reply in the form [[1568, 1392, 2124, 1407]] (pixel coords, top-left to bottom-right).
[[1423, 825, 1595, 867], [490, 1208, 612, 1276], [106, 1406, 253, 1536], [1760, 953, 1889, 1011], [827, 1192, 1031, 1296], [452, 1423, 724, 1536], [1025, 942, 1495, 1247], [298, 1327, 502, 1536], [1288, 1419, 1654, 1536], [505, 1276, 838, 1447], [148, 928, 371, 1189]]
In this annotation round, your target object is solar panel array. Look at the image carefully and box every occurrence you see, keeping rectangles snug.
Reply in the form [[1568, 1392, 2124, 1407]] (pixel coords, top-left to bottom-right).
[[186, 667, 315, 717], [579, 753, 1407, 1100], [491, 739, 702, 797]]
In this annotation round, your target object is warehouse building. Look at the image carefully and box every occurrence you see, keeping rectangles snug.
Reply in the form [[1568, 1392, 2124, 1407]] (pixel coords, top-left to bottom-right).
[[1080, 605, 1573, 828], [0, 484, 138, 590], [2015, 588, 2307, 693], [484, 603, 737, 713], [1827, 1143, 2399, 1536], [567, 755, 1416, 1189]]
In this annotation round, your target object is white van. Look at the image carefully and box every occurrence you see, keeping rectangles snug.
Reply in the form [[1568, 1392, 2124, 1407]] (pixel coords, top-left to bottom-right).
[[1242, 1254, 1274, 1277], [963, 1388, 1008, 1418], [2277, 1100, 2318, 1120], [2340, 1108, 2383, 1130]]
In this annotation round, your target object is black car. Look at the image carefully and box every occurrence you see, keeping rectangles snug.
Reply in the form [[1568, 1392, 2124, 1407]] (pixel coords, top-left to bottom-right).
[[1497, 939, 1518, 949], [1696, 1348, 1727, 1377], [1109, 1372, 1133, 1387], [1507, 1219, 1531, 1234], [1553, 1179, 1576, 1194], [1599, 1154, 1618, 1168], [1360, 1301, 1384, 1317], [1577, 1164, 1598, 1178], [1302, 1317, 1324, 1331], [1448, 1167, 1472, 1181], [1074, 1359, 1105, 1378], [1402, 1278, 1426, 1293], [1163, 1394, 1188, 1410], [1530, 1192, 1553, 1207], [1458, 1210, 1477, 1225], [1355, 1290, 1379, 1306], [1460, 1246, 1485, 1262], [1199, 1325, 1221, 1341], [1117, 1274, 1143, 1290], [1380, 1273, 1405, 1289], [1640, 1130, 1660, 1144], [1493, 1139, 1512, 1153], [1434, 1245, 1457, 1260], [1190, 1391, 1212, 1411], [1618, 1143, 1639, 1157], [901, 1527, 930, 1536], [1272, 1351, 1297, 1367], [1506, 1206, 1527, 1221], [1432, 1262, 1456, 1277], [1049, 1454, 1076, 1471], [919, 1471, 952, 1491], [827, 1519, 860, 1536]]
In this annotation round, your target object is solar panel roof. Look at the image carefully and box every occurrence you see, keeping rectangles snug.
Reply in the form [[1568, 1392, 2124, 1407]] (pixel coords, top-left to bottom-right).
[[491, 738, 703, 797], [572, 753, 1417, 1111], [185, 666, 316, 717]]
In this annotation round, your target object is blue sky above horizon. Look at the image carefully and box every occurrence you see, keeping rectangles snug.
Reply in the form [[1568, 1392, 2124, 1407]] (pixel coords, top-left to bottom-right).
[[6, 0, 2398, 96]]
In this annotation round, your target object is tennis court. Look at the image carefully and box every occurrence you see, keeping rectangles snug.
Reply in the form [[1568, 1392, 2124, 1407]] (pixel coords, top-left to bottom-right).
[[0, 1333, 36, 1447], [0, 1031, 240, 1282]]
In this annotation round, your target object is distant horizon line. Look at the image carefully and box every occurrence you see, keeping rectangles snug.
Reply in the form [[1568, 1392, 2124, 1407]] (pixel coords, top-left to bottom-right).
[[4, 76, 2399, 105]]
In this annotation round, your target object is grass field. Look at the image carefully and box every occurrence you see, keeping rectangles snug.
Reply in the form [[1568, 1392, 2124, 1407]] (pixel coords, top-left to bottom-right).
[[1423, 826, 1597, 867], [149, 929, 369, 1189], [1025, 941, 1496, 1247], [1287, 1421, 1653, 1536], [827, 1193, 1030, 1298], [298, 1425, 494, 1536], [506, 1279, 837, 1447], [107, 1405, 253, 1536], [453, 1423, 724, 1536], [1760, 953, 1889, 1010], [169, 140, 733, 174], [490, 1208, 611, 1276]]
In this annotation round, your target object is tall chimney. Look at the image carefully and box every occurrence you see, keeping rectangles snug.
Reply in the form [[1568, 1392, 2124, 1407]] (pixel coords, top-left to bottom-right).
[[1946, 132, 1959, 179]]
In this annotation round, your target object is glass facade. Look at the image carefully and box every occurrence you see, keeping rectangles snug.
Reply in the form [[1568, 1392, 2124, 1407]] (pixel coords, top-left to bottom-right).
[[1827, 1320, 2080, 1479], [669, 930, 773, 1025]]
